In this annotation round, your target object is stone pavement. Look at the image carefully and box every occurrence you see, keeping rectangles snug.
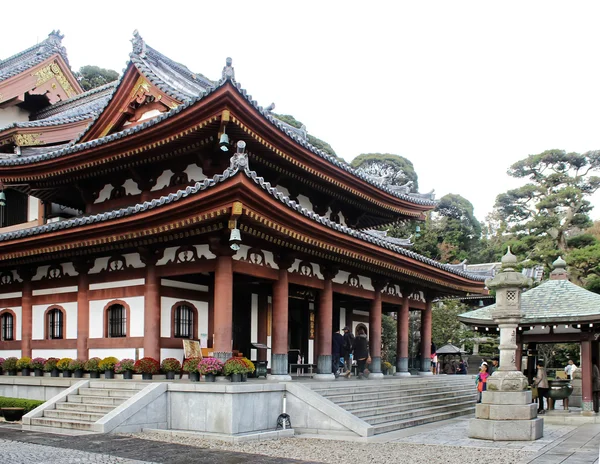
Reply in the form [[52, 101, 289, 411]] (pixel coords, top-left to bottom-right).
[[0, 424, 315, 464]]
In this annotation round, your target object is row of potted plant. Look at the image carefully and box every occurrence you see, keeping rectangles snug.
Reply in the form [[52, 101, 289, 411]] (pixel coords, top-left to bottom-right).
[[0, 355, 255, 382]]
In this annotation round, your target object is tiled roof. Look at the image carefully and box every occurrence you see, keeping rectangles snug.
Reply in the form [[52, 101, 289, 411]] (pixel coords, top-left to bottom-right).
[[32, 82, 116, 121], [458, 279, 600, 323], [0, 159, 485, 284], [0, 31, 71, 83]]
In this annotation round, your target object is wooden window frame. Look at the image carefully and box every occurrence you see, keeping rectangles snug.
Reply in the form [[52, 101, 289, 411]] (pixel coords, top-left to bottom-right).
[[103, 300, 131, 338], [0, 309, 16, 342], [171, 301, 198, 340], [44, 306, 66, 340]]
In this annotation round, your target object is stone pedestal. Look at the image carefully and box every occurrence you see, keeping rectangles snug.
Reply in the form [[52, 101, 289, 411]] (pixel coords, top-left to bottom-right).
[[570, 378, 582, 408]]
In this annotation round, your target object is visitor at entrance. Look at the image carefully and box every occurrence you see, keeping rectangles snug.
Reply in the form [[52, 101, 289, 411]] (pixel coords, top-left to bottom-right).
[[593, 363, 600, 413], [353, 327, 370, 379], [489, 358, 499, 375], [342, 326, 354, 378], [476, 362, 490, 403], [456, 360, 467, 375], [533, 361, 549, 414], [332, 328, 344, 378], [564, 359, 577, 379], [431, 353, 438, 375]]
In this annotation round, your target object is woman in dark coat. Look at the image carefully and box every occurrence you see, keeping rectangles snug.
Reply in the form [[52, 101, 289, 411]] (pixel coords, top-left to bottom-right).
[[353, 328, 369, 378]]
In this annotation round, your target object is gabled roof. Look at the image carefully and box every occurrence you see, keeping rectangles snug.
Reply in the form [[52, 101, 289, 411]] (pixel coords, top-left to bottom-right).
[[0, 31, 71, 83], [458, 278, 600, 324]]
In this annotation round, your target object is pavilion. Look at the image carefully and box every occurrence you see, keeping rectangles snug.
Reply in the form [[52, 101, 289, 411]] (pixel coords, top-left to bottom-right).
[[459, 257, 600, 414]]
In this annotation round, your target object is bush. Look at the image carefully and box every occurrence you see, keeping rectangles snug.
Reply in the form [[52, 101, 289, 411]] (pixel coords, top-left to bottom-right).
[[182, 357, 202, 373], [223, 357, 248, 375], [16, 357, 32, 370], [43, 358, 59, 372], [0, 396, 44, 413], [134, 357, 160, 374], [57, 358, 73, 371], [197, 358, 224, 375], [69, 359, 85, 371], [84, 357, 102, 372], [114, 359, 135, 374], [98, 357, 119, 371], [160, 358, 181, 373], [2, 357, 18, 371], [31, 358, 46, 370], [382, 361, 393, 371]]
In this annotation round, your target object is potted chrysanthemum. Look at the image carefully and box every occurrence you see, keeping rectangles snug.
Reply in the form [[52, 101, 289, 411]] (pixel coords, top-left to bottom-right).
[[134, 357, 160, 380], [182, 357, 202, 382], [84, 357, 102, 378], [16, 357, 32, 377], [223, 357, 248, 382], [2, 357, 18, 376], [99, 357, 119, 379], [31, 357, 46, 376], [57, 358, 73, 377], [115, 359, 135, 379], [160, 358, 181, 380], [197, 358, 224, 382], [43, 357, 60, 377], [69, 359, 85, 378]]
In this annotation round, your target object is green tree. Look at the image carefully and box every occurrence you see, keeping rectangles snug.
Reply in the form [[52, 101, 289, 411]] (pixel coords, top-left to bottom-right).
[[272, 113, 336, 157], [494, 149, 600, 268], [75, 65, 119, 91], [381, 314, 397, 365], [351, 153, 419, 191], [431, 300, 474, 349]]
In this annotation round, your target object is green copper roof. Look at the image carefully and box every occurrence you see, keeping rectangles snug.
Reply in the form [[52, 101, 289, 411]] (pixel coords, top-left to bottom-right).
[[458, 279, 600, 324]]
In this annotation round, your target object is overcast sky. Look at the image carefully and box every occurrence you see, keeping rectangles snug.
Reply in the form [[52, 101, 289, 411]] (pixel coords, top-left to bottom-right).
[[3, 1, 600, 221]]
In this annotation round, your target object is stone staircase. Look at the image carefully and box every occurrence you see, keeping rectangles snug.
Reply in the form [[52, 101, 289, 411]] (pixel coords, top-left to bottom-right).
[[309, 376, 477, 435], [27, 381, 146, 433]]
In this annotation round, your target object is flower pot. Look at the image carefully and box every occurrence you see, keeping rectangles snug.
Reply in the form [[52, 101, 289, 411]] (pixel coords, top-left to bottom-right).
[[241, 373, 247, 382], [104, 369, 114, 379], [189, 372, 200, 382], [90, 371, 100, 378], [21, 368, 31, 377], [62, 370, 72, 378], [230, 373, 242, 383], [2, 407, 25, 422], [34, 368, 43, 377], [141, 373, 153, 380], [73, 369, 84, 378], [205, 373, 216, 382], [51, 368, 59, 377], [7, 370, 17, 376], [123, 370, 133, 380], [165, 371, 175, 380], [382, 368, 389, 376]]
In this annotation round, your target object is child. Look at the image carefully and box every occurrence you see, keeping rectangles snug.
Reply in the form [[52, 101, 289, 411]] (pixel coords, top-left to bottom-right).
[[476, 362, 490, 403]]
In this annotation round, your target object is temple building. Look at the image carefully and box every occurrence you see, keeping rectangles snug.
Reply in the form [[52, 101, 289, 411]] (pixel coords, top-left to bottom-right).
[[0, 30, 486, 379]]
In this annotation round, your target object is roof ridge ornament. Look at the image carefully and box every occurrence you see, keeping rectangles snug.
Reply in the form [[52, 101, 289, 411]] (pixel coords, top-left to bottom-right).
[[229, 140, 248, 172], [46, 30, 64, 46], [131, 30, 147, 58], [222, 57, 235, 81], [550, 255, 568, 280]]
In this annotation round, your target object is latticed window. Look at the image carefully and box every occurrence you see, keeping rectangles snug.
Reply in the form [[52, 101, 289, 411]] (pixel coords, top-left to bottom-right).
[[107, 304, 126, 338], [47, 308, 63, 339], [174, 304, 193, 339], [1, 313, 13, 341]]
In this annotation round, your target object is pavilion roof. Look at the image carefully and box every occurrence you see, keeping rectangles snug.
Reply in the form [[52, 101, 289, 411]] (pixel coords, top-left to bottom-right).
[[0, 155, 484, 284], [436, 344, 466, 355], [458, 278, 600, 324]]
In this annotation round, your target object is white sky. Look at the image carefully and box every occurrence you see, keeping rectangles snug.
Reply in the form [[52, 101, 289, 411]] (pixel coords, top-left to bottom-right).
[[2, 1, 600, 221]]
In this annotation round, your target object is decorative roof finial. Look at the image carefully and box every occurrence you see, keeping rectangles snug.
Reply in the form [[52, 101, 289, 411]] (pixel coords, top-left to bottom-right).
[[501, 246, 518, 269], [265, 102, 276, 113], [131, 30, 147, 58], [550, 256, 568, 280], [229, 140, 248, 171], [222, 57, 235, 81], [47, 30, 64, 46]]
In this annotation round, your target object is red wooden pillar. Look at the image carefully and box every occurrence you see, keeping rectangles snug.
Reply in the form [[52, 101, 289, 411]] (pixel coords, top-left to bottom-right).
[[144, 260, 161, 361], [74, 260, 92, 360], [396, 295, 410, 376], [213, 255, 234, 358], [316, 277, 333, 376], [581, 339, 594, 414], [20, 270, 33, 358], [257, 289, 268, 362], [271, 263, 290, 377], [369, 283, 383, 376], [420, 298, 433, 375]]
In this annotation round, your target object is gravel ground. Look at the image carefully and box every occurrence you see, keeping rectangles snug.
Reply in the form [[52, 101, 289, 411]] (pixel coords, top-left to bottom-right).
[[127, 432, 535, 464]]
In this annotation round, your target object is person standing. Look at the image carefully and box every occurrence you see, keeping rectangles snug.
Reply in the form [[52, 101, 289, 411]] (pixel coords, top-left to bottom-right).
[[332, 328, 344, 378], [533, 361, 549, 414], [476, 363, 490, 403], [353, 327, 370, 379], [593, 363, 600, 413], [489, 358, 499, 376], [342, 326, 354, 378], [564, 359, 577, 379]]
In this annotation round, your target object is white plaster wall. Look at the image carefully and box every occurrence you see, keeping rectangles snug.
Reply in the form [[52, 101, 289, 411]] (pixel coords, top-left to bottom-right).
[[89, 348, 137, 360], [31, 263, 77, 281], [32, 286, 78, 296], [4, 270, 22, 284], [3, 306, 23, 341], [339, 307, 346, 332], [333, 271, 373, 290], [89, 279, 145, 291], [32, 302, 77, 340], [152, 169, 174, 191], [0, 291, 21, 299], [64, 302, 78, 339], [27, 196, 39, 222], [124, 252, 145, 269], [157, 244, 216, 266], [32, 349, 77, 359], [32, 304, 45, 340], [232, 245, 278, 268], [90, 257, 109, 274], [0, 350, 21, 358], [160, 296, 208, 342], [290, 259, 323, 279], [185, 163, 206, 182], [296, 194, 313, 212], [123, 178, 142, 196], [0, 106, 30, 125], [160, 348, 184, 362], [95, 184, 113, 204], [250, 293, 258, 360], [89, 296, 144, 338], [277, 186, 290, 198]]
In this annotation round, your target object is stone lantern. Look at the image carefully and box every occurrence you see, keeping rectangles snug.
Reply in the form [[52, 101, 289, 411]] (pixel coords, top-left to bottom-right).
[[468, 248, 543, 441]]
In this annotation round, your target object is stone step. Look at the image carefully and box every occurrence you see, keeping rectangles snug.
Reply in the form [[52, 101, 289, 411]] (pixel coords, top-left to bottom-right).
[[338, 389, 477, 410], [349, 393, 477, 418], [30, 417, 96, 431], [372, 406, 476, 435], [22, 424, 98, 436], [88, 381, 147, 390], [55, 402, 115, 414], [77, 387, 138, 398], [67, 394, 129, 406], [363, 402, 474, 425], [322, 385, 471, 403], [43, 409, 105, 422], [310, 379, 472, 394]]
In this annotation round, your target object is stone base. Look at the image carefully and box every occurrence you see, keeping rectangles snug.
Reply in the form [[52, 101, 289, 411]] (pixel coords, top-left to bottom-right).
[[397, 357, 408, 373], [313, 373, 335, 381], [368, 373, 384, 380], [394, 371, 411, 377], [482, 390, 532, 405], [271, 354, 288, 376], [418, 371, 433, 376], [476, 402, 537, 420], [487, 371, 529, 392], [316, 355, 332, 375], [268, 374, 292, 381], [469, 418, 543, 441]]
